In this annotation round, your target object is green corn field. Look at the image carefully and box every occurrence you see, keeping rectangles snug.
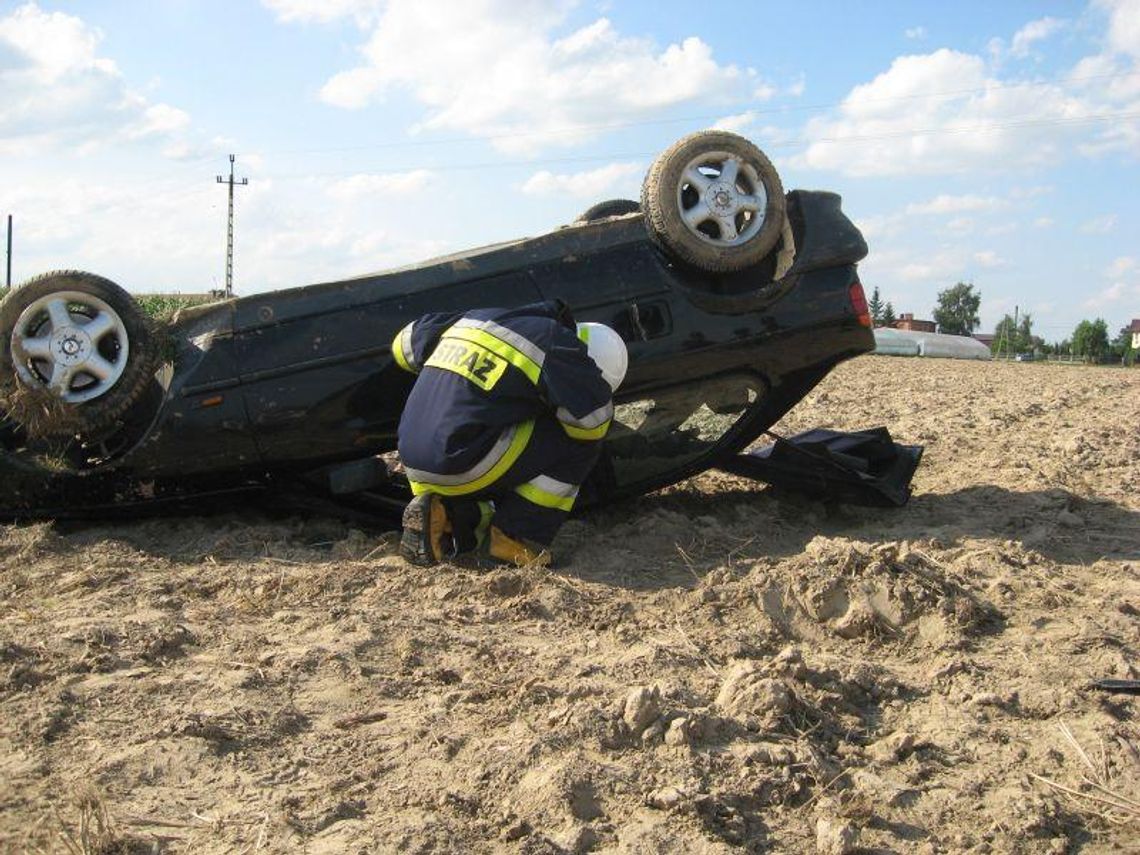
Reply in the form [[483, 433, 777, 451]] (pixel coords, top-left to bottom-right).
[[134, 292, 219, 321]]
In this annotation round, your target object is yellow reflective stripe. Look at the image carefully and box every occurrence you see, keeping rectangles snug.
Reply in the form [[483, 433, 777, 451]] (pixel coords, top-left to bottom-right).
[[407, 419, 535, 496], [392, 322, 416, 373], [443, 327, 541, 385], [557, 401, 613, 430], [561, 418, 611, 441], [425, 338, 509, 390], [515, 482, 576, 512], [475, 501, 494, 547], [391, 333, 410, 371]]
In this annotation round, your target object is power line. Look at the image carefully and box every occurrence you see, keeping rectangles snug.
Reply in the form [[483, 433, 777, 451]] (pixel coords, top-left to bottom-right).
[[241, 69, 1140, 158], [216, 154, 249, 298], [45, 70, 1139, 183], [247, 108, 1140, 180], [799, 110, 1140, 146]]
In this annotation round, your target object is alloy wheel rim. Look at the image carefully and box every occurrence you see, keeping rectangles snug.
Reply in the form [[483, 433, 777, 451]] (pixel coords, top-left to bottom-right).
[[10, 291, 130, 403]]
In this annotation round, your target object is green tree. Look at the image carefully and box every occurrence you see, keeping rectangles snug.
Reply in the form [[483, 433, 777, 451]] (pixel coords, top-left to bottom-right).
[[992, 312, 1036, 354], [932, 282, 981, 335], [882, 302, 897, 327], [1071, 319, 1110, 361], [1018, 314, 1037, 351], [1113, 325, 1136, 365], [868, 287, 885, 325]]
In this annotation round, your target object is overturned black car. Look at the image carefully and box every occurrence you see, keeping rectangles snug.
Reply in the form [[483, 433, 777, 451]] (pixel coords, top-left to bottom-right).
[[0, 131, 884, 521]]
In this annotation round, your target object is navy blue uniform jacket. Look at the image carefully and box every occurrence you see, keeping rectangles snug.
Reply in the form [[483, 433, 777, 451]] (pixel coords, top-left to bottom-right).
[[392, 301, 614, 490]]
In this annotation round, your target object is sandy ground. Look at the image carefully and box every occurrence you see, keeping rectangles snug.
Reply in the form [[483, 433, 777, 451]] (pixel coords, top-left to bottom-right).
[[1, 356, 1137, 854]]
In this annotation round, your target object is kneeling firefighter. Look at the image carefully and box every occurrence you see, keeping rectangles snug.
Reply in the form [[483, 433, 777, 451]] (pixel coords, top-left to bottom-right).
[[392, 300, 628, 567]]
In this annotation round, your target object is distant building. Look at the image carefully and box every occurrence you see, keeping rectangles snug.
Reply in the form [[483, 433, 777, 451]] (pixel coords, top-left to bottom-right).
[[893, 313, 937, 333], [973, 333, 995, 348], [1129, 318, 1140, 350]]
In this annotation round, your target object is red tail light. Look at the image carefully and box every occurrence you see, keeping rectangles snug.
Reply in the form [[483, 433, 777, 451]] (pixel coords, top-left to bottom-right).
[[849, 281, 872, 328]]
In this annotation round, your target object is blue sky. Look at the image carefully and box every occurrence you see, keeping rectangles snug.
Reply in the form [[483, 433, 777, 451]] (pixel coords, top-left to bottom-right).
[[1, 0, 1137, 342]]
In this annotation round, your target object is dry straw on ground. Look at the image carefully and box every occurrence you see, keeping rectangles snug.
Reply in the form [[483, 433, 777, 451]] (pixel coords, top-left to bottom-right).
[[1030, 721, 1140, 827]]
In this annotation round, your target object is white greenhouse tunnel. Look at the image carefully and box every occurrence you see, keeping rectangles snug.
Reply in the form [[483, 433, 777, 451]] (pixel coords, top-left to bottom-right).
[[872, 327, 992, 361]]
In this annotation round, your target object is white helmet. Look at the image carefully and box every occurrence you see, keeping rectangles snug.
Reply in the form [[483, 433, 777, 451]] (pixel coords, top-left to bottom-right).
[[577, 322, 628, 391]]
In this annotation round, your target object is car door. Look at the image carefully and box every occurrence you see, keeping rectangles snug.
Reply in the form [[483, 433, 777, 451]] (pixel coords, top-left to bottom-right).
[[235, 270, 542, 466]]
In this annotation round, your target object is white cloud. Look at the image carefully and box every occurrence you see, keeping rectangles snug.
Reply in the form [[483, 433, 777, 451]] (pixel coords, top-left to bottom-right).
[[1098, 0, 1140, 59], [520, 161, 641, 198], [1106, 255, 1136, 277], [854, 190, 1017, 244], [984, 222, 1018, 236], [852, 213, 903, 242], [793, 5, 1140, 179], [747, 72, 803, 102], [1080, 213, 1117, 233], [1010, 17, 1065, 58], [973, 250, 1005, 268], [894, 248, 972, 282], [752, 81, 777, 101], [1065, 1, 1140, 155], [904, 193, 1006, 215], [5, 166, 463, 294], [0, 3, 192, 154], [1033, 216, 1055, 228], [261, 0, 382, 25], [287, 0, 747, 154], [327, 170, 435, 199], [898, 262, 941, 281], [1083, 280, 1140, 309], [713, 111, 759, 133], [1009, 184, 1053, 199], [1083, 248, 1140, 308], [905, 26, 927, 41], [795, 49, 1095, 176], [707, 117, 792, 150], [123, 103, 191, 140]]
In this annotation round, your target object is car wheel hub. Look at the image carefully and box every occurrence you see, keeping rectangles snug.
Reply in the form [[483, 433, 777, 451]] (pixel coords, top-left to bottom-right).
[[708, 182, 737, 214], [54, 328, 91, 364], [11, 291, 131, 403]]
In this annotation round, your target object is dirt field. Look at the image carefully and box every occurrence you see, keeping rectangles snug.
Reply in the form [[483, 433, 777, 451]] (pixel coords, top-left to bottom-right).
[[2, 356, 1137, 854]]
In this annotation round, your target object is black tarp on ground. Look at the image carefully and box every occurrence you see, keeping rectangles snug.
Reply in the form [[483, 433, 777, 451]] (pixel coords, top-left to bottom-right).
[[719, 426, 923, 507]]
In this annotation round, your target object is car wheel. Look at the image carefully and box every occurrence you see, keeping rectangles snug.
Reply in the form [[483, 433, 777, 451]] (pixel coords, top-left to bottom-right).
[[574, 199, 640, 223], [0, 270, 158, 438], [641, 130, 786, 273]]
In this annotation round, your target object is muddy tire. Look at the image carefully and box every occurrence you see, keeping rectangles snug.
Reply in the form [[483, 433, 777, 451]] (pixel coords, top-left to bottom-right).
[[0, 271, 159, 438], [641, 130, 785, 273], [574, 199, 640, 223]]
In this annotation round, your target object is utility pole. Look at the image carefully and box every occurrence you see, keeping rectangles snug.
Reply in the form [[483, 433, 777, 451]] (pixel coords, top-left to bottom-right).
[[5, 215, 11, 292], [994, 304, 1019, 360], [216, 154, 248, 298]]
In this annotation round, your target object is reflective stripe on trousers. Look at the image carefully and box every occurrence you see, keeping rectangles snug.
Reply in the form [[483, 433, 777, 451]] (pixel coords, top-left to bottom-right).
[[406, 420, 535, 496]]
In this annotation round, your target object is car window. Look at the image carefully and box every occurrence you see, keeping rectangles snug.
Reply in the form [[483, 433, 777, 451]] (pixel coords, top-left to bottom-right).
[[605, 374, 762, 488]]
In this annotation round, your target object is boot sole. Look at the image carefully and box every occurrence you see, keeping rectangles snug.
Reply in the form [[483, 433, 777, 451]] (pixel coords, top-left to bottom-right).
[[399, 495, 435, 566]]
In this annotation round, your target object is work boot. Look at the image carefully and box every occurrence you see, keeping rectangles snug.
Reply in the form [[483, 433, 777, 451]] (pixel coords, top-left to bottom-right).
[[483, 525, 552, 568], [399, 494, 452, 565], [444, 499, 494, 554]]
